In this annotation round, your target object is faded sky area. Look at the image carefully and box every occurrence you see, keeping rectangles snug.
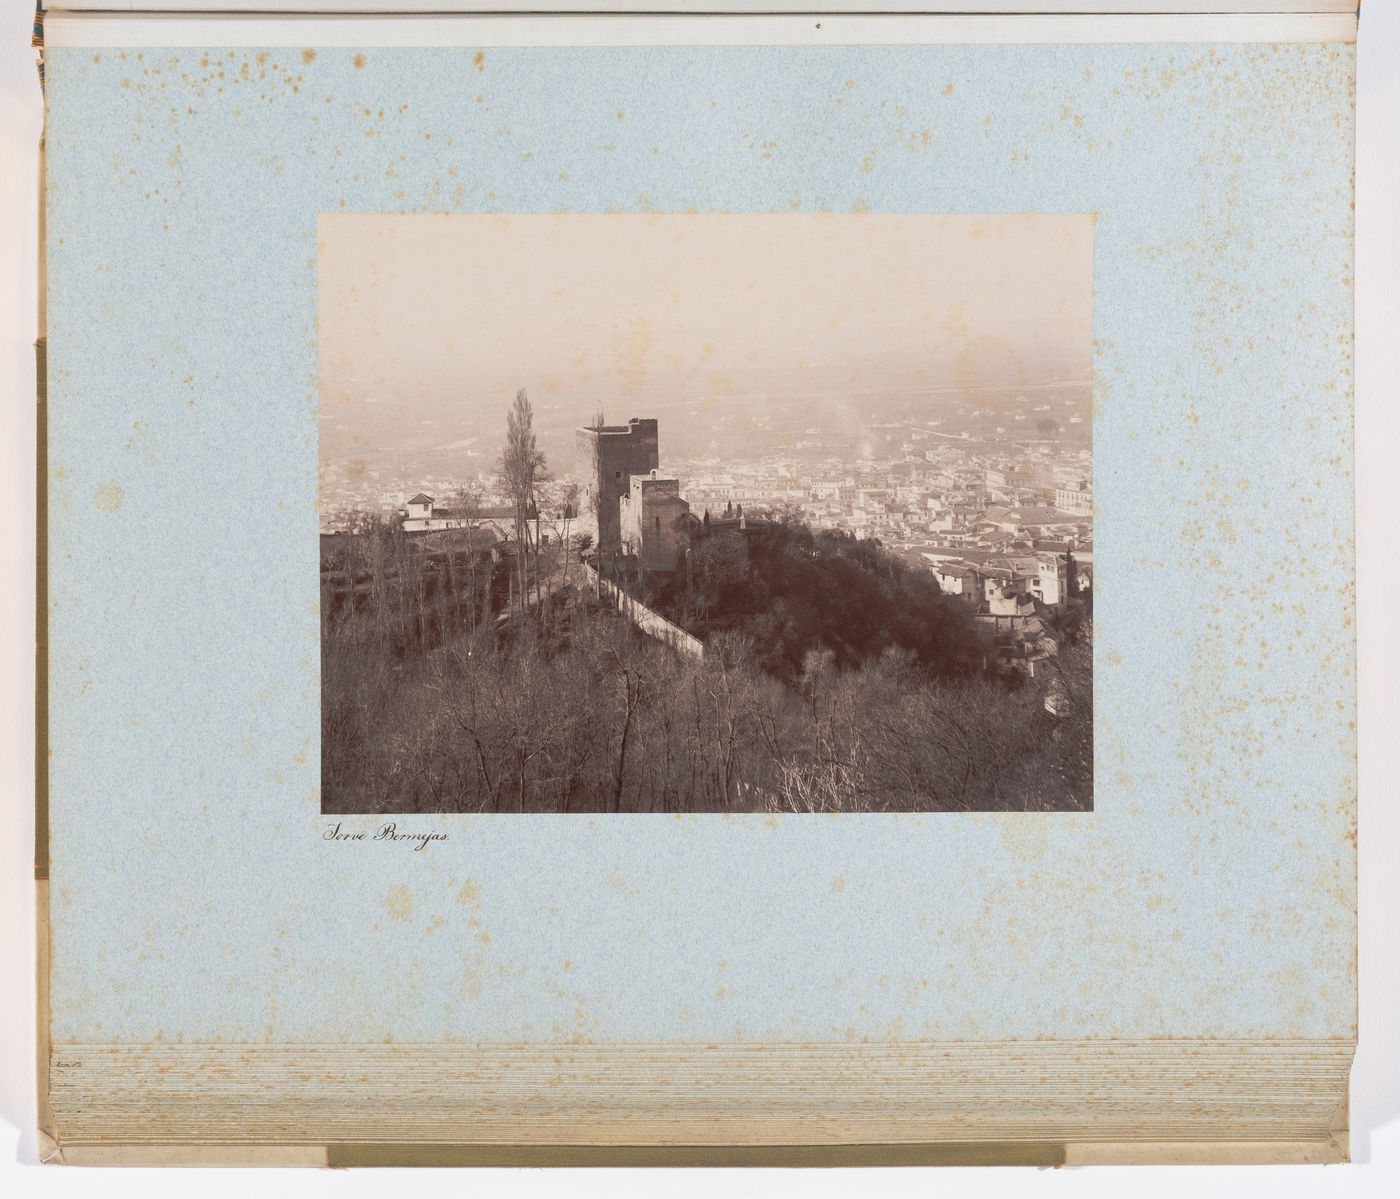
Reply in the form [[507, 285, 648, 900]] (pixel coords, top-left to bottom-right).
[[318, 213, 1093, 466]]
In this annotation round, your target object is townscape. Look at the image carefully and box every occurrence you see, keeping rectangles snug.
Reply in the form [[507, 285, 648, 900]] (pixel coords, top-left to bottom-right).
[[318, 213, 1093, 815], [320, 387, 1093, 815]]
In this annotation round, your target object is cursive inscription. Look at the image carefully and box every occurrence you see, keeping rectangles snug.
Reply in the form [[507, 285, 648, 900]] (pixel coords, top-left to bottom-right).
[[323, 821, 449, 852]]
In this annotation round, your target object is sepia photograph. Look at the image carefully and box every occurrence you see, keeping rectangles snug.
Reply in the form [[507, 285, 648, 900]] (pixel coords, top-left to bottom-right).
[[318, 214, 1093, 814]]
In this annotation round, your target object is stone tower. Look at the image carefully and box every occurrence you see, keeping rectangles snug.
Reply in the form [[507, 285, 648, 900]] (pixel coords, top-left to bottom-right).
[[576, 417, 659, 560], [620, 471, 691, 573]]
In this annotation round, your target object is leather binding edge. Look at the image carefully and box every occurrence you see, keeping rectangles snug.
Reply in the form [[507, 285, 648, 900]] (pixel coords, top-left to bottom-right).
[[35, 10, 57, 1161]]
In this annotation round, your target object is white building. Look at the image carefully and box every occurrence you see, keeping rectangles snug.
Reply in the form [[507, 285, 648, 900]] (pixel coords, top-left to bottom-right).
[[401, 493, 510, 537], [404, 493, 434, 525], [1054, 482, 1093, 517], [1034, 551, 1069, 607]]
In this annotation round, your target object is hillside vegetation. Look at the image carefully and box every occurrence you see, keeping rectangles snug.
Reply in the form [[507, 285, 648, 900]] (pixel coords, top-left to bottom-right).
[[648, 521, 990, 683], [321, 519, 1091, 814]]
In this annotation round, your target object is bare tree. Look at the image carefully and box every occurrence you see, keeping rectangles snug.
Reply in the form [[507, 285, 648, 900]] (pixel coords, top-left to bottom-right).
[[555, 479, 581, 591], [448, 482, 488, 633], [587, 406, 607, 591], [499, 388, 548, 614]]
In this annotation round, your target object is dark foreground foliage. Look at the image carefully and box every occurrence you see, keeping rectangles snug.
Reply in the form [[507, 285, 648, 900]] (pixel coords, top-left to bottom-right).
[[647, 521, 990, 684], [323, 592, 1091, 815]]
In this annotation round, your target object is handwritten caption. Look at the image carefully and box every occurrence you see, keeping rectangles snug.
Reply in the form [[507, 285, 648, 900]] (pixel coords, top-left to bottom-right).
[[323, 821, 449, 852]]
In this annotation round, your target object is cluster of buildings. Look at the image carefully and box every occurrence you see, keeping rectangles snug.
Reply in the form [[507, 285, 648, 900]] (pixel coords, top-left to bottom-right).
[[670, 435, 1090, 579], [399, 492, 584, 549], [372, 409, 1092, 678], [391, 411, 1092, 587], [656, 417, 1094, 679], [573, 413, 1091, 606], [674, 451, 1090, 552]]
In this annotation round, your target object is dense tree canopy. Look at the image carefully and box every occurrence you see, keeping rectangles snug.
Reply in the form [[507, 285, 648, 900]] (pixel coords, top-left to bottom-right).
[[653, 521, 989, 684]]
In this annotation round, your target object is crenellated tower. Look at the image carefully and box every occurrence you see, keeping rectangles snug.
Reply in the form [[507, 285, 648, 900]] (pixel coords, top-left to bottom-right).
[[576, 417, 659, 561]]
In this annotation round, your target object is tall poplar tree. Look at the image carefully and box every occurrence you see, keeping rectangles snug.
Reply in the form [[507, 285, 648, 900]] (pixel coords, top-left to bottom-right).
[[500, 388, 548, 612]]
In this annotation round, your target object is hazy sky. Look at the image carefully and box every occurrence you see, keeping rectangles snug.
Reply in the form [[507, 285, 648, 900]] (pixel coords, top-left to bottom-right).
[[318, 213, 1092, 462]]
